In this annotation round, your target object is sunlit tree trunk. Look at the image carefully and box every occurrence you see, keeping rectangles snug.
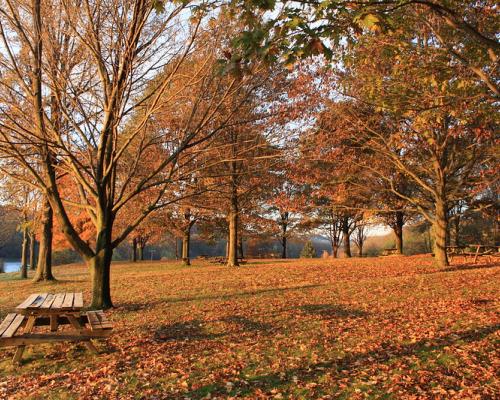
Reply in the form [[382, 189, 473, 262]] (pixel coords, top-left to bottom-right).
[[392, 211, 404, 255], [182, 229, 191, 265], [342, 217, 351, 258], [33, 198, 55, 282], [20, 226, 29, 279], [227, 187, 239, 267], [29, 231, 36, 271], [433, 197, 449, 267]]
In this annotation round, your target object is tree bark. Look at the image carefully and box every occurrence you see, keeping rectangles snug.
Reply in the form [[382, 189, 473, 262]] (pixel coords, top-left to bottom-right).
[[182, 228, 191, 266], [393, 211, 404, 255], [357, 243, 363, 257], [29, 232, 36, 270], [132, 238, 137, 262], [281, 235, 287, 259], [452, 214, 461, 246], [280, 212, 288, 259], [88, 250, 113, 310], [138, 245, 145, 261], [433, 198, 449, 267], [33, 198, 55, 282], [226, 189, 239, 267], [238, 235, 244, 259], [342, 217, 351, 258], [20, 226, 29, 279], [87, 212, 114, 309]]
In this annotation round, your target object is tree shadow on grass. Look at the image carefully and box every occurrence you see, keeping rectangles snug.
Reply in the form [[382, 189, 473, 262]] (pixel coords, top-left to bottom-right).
[[440, 261, 499, 273], [299, 304, 369, 319], [120, 284, 326, 311], [154, 319, 225, 342], [185, 323, 499, 398], [154, 315, 275, 342]]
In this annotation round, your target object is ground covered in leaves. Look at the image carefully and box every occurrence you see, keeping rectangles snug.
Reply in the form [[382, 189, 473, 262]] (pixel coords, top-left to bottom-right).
[[0, 255, 498, 399]]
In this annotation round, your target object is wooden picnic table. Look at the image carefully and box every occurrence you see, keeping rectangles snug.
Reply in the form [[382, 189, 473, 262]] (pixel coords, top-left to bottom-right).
[[0, 292, 112, 364], [446, 244, 499, 263]]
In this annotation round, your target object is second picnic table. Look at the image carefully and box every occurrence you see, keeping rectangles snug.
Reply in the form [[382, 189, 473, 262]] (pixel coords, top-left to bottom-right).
[[0, 292, 112, 364]]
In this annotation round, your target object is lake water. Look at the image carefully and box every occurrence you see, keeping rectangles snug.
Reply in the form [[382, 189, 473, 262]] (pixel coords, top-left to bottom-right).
[[1, 260, 21, 273]]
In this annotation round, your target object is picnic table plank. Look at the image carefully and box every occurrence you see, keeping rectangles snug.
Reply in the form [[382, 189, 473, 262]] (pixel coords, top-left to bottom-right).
[[62, 293, 75, 309], [96, 312, 113, 329], [51, 293, 66, 309], [0, 314, 17, 336], [86, 311, 103, 330], [16, 294, 40, 309], [73, 292, 84, 309], [2, 314, 25, 338], [40, 294, 56, 309], [28, 293, 49, 308]]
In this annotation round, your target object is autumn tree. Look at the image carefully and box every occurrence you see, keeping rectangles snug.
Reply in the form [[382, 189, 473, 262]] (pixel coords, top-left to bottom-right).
[[0, 1, 280, 308]]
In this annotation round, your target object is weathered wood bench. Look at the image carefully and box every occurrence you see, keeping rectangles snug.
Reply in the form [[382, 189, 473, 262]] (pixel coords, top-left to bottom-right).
[[381, 248, 398, 256], [1, 292, 113, 365], [0, 311, 113, 364]]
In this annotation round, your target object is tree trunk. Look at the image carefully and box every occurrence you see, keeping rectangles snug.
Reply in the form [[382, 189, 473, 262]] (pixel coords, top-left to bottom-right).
[[453, 214, 461, 246], [433, 199, 449, 267], [20, 227, 29, 279], [281, 235, 287, 259], [175, 237, 179, 260], [238, 235, 244, 259], [182, 228, 191, 266], [87, 214, 114, 309], [88, 250, 113, 310], [138, 245, 144, 261], [29, 232, 36, 270], [393, 211, 404, 255], [342, 217, 351, 258], [357, 243, 363, 257], [33, 199, 55, 282], [332, 244, 339, 258], [227, 190, 239, 267], [132, 238, 137, 262]]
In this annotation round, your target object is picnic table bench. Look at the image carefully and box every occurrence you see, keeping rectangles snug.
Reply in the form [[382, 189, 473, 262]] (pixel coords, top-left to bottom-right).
[[446, 244, 500, 263], [381, 248, 398, 256], [0, 292, 112, 365]]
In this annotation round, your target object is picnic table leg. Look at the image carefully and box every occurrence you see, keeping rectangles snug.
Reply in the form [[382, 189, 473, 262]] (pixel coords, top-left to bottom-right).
[[474, 246, 480, 263], [13, 315, 36, 365], [66, 314, 98, 354], [50, 315, 58, 332]]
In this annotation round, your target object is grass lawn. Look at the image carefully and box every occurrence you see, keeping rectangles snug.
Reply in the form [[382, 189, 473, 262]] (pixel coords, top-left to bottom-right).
[[0, 255, 498, 399]]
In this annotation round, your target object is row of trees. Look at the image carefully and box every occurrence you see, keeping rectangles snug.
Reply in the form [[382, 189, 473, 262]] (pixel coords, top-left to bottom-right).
[[0, 0, 497, 309]]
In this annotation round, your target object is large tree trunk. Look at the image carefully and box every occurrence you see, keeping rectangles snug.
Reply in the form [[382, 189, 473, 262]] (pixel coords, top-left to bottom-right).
[[182, 228, 191, 266], [332, 244, 339, 258], [20, 226, 29, 279], [33, 198, 55, 282], [29, 232, 36, 270], [87, 213, 114, 309], [342, 217, 351, 258], [226, 189, 239, 267], [393, 211, 404, 254], [88, 250, 113, 310], [433, 198, 449, 267], [138, 245, 145, 261]]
